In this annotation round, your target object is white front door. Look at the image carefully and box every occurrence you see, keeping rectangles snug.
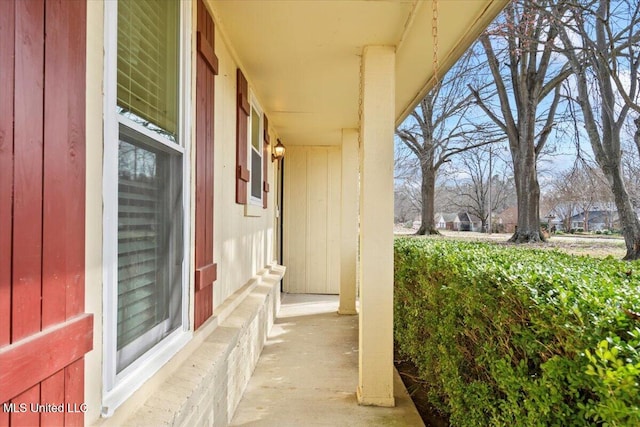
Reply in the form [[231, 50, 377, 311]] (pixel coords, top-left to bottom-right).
[[283, 146, 341, 294]]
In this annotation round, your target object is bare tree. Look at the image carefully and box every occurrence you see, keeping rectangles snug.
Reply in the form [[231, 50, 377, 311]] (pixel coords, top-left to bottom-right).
[[550, 0, 640, 259], [394, 145, 422, 224], [449, 146, 515, 232], [635, 118, 640, 158], [394, 181, 422, 224], [396, 50, 501, 235], [543, 186, 578, 232], [621, 139, 640, 209], [469, 0, 572, 242]]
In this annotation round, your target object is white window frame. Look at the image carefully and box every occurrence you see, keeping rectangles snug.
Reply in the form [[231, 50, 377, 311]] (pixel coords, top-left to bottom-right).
[[248, 91, 264, 207], [101, 0, 192, 416]]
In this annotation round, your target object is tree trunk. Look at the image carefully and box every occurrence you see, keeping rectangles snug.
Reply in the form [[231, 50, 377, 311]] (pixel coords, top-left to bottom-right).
[[635, 118, 640, 159], [509, 148, 545, 243], [606, 162, 640, 260], [472, 9, 566, 245], [552, 0, 640, 260], [416, 165, 440, 235]]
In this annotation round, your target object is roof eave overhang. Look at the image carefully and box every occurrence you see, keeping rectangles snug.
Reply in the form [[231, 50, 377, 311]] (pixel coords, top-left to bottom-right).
[[207, 0, 508, 146]]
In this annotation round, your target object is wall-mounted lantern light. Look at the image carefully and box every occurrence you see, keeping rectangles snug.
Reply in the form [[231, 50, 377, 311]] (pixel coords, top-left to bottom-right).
[[272, 139, 286, 162]]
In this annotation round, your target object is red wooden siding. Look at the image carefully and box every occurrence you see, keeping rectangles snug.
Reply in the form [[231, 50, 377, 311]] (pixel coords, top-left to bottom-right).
[[0, 0, 13, 417], [0, 0, 15, 359], [0, 1, 92, 425], [1, 315, 93, 404], [194, 0, 219, 330], [12, 0, 45, 347], [262, 115, 270, 209], [236, 69, 250, 204]]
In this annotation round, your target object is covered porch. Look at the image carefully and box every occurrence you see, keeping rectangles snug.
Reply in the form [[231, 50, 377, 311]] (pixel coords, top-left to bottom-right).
[[0, 1, 509, 425], [209, 0, 507, 406]]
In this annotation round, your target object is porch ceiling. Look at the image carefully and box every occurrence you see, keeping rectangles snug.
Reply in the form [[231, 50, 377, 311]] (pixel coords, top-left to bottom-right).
[[209, 0, 507, 147]]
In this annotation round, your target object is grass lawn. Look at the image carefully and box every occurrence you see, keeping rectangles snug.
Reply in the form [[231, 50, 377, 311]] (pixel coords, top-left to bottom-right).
[[394, 227, 627, 259]]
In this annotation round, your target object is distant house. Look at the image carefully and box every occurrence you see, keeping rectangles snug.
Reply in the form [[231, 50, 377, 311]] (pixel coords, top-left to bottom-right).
[[434, 213, 460, 230], [568, 210, 619, 231], [457, 212, 481, 231], [432, 212, 481, 231]]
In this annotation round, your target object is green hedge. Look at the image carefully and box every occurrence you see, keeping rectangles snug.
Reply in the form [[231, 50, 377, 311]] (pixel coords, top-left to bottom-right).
[[394, 238, 640, 426]]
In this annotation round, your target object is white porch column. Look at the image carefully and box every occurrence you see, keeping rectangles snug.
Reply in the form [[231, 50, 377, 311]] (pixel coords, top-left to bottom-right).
[[338, 129, 359, 315], [357, 46, 395, 407]]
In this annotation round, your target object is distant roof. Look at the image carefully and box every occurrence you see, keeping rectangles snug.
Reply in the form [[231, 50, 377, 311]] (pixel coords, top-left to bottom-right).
[[569, 210, 619, 222], [458, 212, 480, 223], [435, 213, 459, 222]]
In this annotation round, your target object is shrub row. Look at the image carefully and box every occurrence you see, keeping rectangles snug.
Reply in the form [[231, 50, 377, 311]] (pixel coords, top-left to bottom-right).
[[394, 238, 640, 426]]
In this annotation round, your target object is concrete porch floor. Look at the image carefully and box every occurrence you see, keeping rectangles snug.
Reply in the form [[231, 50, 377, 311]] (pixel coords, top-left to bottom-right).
[[230, 294, 424, 426]]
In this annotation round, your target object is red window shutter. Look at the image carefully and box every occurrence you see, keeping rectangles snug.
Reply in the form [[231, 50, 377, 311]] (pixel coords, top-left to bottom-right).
[[1, 1, 93, 422], [194, 0, 218, 330], [262, 114, 270, 208], [236, 68, 250, 204], [0, 0, 15, 354]]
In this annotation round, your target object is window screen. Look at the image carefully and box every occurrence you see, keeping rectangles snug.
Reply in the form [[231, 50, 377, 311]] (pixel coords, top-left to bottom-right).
[[116, 130, 183, 372]]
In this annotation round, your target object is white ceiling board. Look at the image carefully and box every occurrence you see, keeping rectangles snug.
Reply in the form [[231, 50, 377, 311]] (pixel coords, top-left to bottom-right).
[[209, 0, 507, 146]]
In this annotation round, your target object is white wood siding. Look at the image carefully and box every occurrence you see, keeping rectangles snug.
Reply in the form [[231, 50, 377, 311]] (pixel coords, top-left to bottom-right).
[[283, 146, 341, 294]]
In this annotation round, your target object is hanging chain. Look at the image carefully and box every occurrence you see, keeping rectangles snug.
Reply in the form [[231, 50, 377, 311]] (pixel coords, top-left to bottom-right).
[[432, 0, 440, 85], [358, 55, 363, 147]]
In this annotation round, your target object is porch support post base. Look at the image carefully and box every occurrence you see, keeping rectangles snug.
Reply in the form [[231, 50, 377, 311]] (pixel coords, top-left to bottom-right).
[[356, 386, 395, 407]]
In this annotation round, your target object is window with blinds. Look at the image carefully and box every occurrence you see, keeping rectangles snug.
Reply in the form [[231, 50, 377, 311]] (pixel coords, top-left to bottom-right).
[[117, 0, 179, 138], [250, 106, 262, 200], [114, 0, 184, 373]]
